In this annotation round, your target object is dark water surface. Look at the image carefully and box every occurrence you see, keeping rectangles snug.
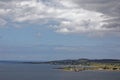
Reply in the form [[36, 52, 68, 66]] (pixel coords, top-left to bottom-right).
[[0, 63, 120, 80]]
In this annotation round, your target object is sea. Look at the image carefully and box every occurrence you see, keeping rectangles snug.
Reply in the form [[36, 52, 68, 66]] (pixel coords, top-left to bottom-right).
[[0, 63, 120, 80]]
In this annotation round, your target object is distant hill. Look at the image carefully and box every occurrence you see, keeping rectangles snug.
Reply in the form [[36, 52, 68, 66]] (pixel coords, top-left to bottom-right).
[[47, 59, 120, 65]]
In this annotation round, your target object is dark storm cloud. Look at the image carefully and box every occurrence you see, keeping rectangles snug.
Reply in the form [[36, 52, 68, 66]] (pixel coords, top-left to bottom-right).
[[72, 0, 120, 32]]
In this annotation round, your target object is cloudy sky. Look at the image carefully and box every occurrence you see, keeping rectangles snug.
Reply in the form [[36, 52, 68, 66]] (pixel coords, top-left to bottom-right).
[[0, 0, 120, 61]]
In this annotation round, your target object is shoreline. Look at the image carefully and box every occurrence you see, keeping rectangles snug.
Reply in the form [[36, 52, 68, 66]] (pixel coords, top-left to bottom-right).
[[55, 66, 120, 72]]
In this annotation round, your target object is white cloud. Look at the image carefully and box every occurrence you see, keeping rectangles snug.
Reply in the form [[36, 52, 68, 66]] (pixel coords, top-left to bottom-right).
[[0, 0, 119, 35], [53, 8, 111, 34], [0, 9, 11, 15]]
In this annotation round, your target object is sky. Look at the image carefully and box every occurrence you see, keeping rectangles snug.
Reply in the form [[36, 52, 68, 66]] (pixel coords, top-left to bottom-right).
[[0, 0, 120, 61]]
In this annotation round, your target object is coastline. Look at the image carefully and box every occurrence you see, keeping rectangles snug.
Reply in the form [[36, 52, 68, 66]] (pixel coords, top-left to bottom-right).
[[55, 65, 120, 72]]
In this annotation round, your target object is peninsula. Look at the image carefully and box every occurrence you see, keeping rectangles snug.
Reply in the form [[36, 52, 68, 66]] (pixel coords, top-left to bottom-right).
[[48, 59, 120, 72]]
